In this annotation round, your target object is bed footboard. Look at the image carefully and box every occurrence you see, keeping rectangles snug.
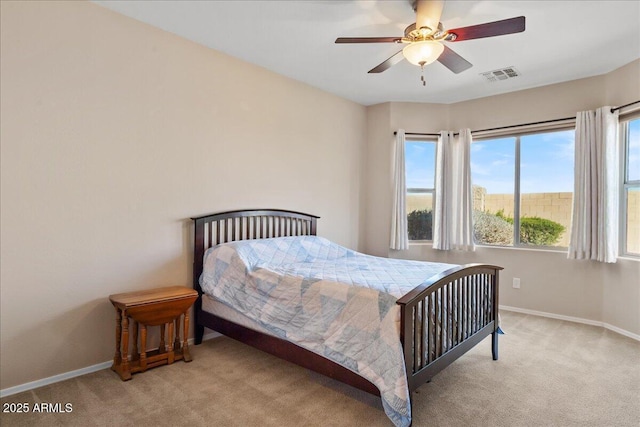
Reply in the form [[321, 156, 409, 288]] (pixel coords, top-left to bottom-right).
[[396, 264, 502, 392]]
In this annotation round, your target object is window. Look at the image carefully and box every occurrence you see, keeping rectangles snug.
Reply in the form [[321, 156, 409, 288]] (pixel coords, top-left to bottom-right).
[[405, 139, 436, 241], [621, 117, 640, 256], [471, 129, 575, 248]]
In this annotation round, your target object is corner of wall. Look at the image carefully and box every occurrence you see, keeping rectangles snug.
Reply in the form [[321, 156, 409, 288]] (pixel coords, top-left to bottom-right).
[[604, 59, 640, 107], [362, 103, 392, 256]]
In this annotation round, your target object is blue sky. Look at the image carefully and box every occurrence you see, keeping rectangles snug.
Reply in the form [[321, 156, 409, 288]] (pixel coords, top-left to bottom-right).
[[628, 119, 639, 182], [472, 130, 575, 194], [406, 122, 639, 194], [405, 141, 435, 189]]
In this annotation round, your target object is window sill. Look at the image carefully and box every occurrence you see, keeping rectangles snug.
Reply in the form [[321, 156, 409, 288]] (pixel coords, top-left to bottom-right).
[[408, 242, 640, 261], [476, 244, 568, 254], [408, 242, 567, 254], [408, 241, 433, 246]]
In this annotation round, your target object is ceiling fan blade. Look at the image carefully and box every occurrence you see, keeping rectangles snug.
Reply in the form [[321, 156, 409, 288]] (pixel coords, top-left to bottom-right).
[[368, 50, 405, 73], [335, 37, 402, 44], [437, 45, 472, 74], [415, 0, 444, 33], [448, 16, 525, 41]]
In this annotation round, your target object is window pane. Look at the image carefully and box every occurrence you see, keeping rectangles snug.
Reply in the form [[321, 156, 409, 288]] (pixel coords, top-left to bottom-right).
[[405, 141, 435, 241], [407, 192, 433, 240], [626, 187, 640, 255], [471, 138, 515, 246], [520, 130, 574, 247], [628, 119, 640, 182], [405, 141, 435, 189]]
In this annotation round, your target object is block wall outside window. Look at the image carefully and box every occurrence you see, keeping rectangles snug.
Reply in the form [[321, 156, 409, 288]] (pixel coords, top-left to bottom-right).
[[627, 189, 640, 254]]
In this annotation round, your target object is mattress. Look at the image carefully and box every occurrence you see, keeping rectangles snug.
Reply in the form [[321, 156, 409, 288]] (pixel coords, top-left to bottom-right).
[[201, 293, 273, 336]]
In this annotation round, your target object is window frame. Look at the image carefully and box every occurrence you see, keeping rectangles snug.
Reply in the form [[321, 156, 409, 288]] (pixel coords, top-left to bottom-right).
[[405, 137, 437, 243], [472, 126, 575, 251], [619, 117, 640, 258]]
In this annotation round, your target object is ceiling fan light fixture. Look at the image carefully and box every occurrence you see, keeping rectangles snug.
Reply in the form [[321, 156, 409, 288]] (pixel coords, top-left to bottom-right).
[[402, 41, 444, 66]]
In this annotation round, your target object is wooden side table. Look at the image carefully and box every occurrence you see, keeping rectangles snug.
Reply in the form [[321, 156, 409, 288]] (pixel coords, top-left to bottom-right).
[[109, 286, 198, 381]]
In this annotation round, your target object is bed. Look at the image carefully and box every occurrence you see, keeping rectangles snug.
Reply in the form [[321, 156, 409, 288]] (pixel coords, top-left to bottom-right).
[[192, 209, 502, 426]]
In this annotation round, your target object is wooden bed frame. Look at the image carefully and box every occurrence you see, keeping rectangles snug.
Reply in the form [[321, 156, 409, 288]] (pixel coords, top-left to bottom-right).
[[192, 209, 502, 404]]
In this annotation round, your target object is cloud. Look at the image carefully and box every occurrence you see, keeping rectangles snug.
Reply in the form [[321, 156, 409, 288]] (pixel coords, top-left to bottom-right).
[[471, 144, 484, 153], [554, 140, 575, 160], [471, 161, 491, 176], [406, 143, 427, 154]]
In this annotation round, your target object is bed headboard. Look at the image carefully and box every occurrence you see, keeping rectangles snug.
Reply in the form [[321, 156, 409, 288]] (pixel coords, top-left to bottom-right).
[[191, 209, 320, 292]]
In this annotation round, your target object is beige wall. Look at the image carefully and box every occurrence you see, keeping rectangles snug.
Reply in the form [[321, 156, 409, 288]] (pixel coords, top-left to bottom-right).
[[362, 102, 392, 256], [367, 62, 640, 337], [604, 60, 640, 106], [0, 1, 366, 389]]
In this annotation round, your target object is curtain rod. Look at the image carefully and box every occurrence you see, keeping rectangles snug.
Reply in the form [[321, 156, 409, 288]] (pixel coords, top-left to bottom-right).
[[466, 115, 576, 135], [612, 100, 640, 112], [392, 100, 640, 137], [393, 132, 440, 137]]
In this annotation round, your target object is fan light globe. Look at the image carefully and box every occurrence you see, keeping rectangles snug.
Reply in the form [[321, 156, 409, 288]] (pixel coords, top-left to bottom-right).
[[402, 41, 445, 66]]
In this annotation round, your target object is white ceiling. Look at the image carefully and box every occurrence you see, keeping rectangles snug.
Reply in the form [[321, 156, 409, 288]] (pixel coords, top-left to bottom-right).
[[93, 0, 640, 106]]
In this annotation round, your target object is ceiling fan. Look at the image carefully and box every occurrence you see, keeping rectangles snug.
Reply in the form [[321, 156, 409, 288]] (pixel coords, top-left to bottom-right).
[[335, 0, 525, 80]]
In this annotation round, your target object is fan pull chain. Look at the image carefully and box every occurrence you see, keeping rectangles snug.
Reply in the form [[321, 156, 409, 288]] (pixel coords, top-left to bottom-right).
[[420, 62, 426, 87]]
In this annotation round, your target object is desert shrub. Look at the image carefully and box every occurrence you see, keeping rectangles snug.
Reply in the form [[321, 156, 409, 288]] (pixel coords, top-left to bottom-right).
[[519, 217, 565, 245], [407, 209, 432, 240], [491, 211, 565, 246], [495, 209, 510, 222], [411, 209, 565, 246], [473, 210, 513, 245]]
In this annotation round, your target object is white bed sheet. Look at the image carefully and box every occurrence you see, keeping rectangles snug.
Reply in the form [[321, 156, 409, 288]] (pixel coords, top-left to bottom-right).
[[201, 293, 274, 336]]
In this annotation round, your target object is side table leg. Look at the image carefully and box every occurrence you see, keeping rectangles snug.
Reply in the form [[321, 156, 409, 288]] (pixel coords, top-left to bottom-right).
[[112, 308, 122, 369], [140, 324, 147, 371], [120, 314, 132, 380], [167, 321, 175, 364], [131, 320, 139, 362], [173, 318, 180, 352], [159, 324, 166, 354], [183, 311, 192, 362]]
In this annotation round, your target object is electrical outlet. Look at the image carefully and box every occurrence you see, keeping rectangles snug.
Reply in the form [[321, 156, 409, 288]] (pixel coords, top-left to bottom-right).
[[513, 278, 521, 289]]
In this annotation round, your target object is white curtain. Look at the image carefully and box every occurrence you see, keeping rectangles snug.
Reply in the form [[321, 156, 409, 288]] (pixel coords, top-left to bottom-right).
[[390, 130, 409, 250], [433, 129, 475, 251], [568, 107, 619, 263]]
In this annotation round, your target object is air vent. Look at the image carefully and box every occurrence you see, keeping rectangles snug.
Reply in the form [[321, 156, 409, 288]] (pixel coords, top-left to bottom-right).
[[480, 66, 521, 82]]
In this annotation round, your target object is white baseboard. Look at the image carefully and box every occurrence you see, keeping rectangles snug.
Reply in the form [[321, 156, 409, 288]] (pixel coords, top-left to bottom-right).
[[203, 331, 221, 340], [602, 322, 640, 341], [499, 305, 640, 341], [0, 333, 221, 398], [0, 360, 113, 398]]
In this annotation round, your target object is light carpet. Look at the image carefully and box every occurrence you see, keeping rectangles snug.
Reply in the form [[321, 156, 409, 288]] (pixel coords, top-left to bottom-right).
[[1, 311, 639, 426]]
